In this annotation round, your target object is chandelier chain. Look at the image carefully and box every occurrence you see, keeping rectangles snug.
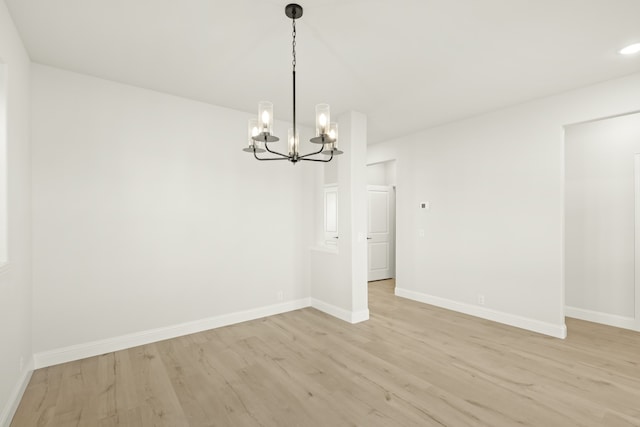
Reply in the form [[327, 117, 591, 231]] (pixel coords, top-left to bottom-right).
[[292, 18, 297, 71]]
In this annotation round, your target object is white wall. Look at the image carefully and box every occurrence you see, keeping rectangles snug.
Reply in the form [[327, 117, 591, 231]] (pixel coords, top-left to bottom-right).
[[367, 161, 397, 187], [309, 111, 368, 322], [385, 160, 397, 187], [565, 113, 640, 328], [369, 71, 640, 338], [30, 65, 315, 363], [367, 160, 396, 187], [367, 162, 386, 186], [0, 1, 33, 425], [324, 154, 338, 185], [0, 64, 6, 264]]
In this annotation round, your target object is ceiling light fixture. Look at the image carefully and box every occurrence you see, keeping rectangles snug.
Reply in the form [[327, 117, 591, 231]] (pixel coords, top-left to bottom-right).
[[243, 3, 342, 164], [619, 43, 640, 55]]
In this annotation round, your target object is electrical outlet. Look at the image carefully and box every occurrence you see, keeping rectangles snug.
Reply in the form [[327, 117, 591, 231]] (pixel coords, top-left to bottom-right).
[[277, 291, 284, 301], [477, 294, 485, 305], [418, 229, 425, 237]]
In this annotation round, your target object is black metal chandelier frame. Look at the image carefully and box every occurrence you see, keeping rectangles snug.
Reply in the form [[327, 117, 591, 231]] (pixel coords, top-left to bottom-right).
[[243, 3, 343, 164]]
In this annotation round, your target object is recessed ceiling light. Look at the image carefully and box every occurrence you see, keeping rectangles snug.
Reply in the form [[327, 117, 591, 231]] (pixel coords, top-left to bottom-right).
[[619, 43, 640, 55]]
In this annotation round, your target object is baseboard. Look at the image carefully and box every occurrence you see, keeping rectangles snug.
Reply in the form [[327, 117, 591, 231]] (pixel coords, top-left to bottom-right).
[[34, 298, 311, 369], [565, 306, 638, 331], [0, 357, 34, 427], [351, 308, 370, 324], [395, 287, 567, 339], [311, 298, 370, 324]]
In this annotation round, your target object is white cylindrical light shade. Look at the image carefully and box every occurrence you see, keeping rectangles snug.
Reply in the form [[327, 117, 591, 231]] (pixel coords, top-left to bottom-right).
[[258, 101, 274, 134], [315, 104, 330, 136], [288, 128, 299, 156], [248, 118, 259, 148], [329, 122, 338, 147]]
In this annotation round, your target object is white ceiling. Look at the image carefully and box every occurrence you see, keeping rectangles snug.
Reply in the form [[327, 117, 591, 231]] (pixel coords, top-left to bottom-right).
[[6, 0, 640, 144]]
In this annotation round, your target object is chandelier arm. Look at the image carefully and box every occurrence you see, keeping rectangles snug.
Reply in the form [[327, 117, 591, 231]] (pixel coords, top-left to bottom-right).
[[298, 154, 334, 163], [298, 145, 326, 159], [263, 143, 290, 158], [253, 150, 289, 161]]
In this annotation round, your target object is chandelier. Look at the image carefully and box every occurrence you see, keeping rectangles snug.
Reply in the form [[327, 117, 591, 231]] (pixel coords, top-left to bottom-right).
[[243, 3, 343, 164]]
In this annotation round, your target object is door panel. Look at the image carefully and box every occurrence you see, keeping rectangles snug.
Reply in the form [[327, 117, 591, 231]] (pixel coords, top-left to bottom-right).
[[324, 185, 338, 246], [368, 185, 393, 281], [369, 192, 389, 233], [369, 242, 389, 270]]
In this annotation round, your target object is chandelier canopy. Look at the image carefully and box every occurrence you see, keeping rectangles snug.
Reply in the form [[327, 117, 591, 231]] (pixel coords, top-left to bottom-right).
[[243, 3, 343, 164]]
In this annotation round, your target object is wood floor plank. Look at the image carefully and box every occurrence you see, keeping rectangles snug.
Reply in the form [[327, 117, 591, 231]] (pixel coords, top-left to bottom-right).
[[10, 279, 640, 426]]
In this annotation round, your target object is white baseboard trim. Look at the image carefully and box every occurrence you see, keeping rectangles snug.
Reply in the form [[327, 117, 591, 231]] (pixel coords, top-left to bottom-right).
[[565, 306, 638, 331], [0, 357, 34, 427], [34, 298, 311, 369], [311, 298, 370, 324], [351, 309, 370, 324], [395, 287, 567, 339]]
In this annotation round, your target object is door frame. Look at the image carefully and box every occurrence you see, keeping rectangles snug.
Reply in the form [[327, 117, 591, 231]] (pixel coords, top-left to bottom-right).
[[634, 154, 640, 330]]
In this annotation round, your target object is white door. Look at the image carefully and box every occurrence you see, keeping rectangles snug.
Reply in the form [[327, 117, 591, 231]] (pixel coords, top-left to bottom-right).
[[324, 185, 339, 246], [368, 185, 394, 281]]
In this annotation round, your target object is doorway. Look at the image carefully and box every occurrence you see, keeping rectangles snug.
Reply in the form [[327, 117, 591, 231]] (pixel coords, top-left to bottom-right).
[[564, 112, 640, 332], [367, 161, 396, 282]]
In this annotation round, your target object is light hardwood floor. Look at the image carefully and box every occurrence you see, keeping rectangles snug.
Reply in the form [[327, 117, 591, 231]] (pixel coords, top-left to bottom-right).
[[11, 280, 640, 426]]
